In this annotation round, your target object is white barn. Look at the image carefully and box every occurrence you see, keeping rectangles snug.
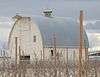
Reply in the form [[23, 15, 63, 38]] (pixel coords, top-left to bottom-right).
[[8, 13, 89, 63]]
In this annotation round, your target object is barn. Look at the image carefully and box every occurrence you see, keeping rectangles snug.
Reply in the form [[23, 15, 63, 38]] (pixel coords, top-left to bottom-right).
[[8, 11, 89, 63]]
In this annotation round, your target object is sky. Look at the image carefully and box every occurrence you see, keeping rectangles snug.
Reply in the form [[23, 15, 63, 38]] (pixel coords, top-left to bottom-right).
[[0, 0, 99, 20], [0, 0, 100, 50]]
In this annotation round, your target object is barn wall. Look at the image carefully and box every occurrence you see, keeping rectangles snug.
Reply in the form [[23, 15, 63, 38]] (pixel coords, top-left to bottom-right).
[[43, 47, 86, 63], [9, 17, 43, 63]]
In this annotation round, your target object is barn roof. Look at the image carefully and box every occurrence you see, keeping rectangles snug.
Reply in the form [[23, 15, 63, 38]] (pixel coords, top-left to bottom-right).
[[0, 15, 89, 50], [31, 16, 89, 48]]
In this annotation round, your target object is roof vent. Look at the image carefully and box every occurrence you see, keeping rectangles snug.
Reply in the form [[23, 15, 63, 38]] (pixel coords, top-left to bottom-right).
[[43, 10, 52, 17]]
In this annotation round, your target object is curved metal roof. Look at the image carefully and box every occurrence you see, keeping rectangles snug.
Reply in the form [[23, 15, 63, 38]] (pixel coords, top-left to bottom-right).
[[31, 16, 89, 48], [0, 16, 89, 50]]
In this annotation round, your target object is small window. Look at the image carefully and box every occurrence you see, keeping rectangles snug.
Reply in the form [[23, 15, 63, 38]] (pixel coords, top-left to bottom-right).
[[33, 36, 36, 42], [20, 55, 30, 64], [20, 55, 30, 60], [51, 50, 53, 56]]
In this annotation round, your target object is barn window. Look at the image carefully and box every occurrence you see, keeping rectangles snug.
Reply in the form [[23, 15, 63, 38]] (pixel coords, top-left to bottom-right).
[[51, 50, 53, 56], [20, 55, 30, 64], [33, 36, 36, 42], [20, 55, 30, 60]]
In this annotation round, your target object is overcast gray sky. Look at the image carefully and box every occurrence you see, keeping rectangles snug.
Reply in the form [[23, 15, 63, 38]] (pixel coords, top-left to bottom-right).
[[0, 0, 99, 20], [0, 0, 100, 49]]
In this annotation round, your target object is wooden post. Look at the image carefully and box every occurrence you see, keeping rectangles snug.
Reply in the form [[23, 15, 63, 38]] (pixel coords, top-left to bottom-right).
[[73, 50, 76, 77], [18, 46, 21, 77], [42, 35, 45, 77], [15, 37, 18, 77], [53, 33, 57, 77], [15, 37, 18, 65], [19, 46, 21, 64], [66, 48, 68, 65], [79, 10, 83, 77], [85, 48, 88, 77], [42, 35, 45, 60], [66, 48, 69, 77], [1, 50, 2, 56], [53, 33, 57, 62]]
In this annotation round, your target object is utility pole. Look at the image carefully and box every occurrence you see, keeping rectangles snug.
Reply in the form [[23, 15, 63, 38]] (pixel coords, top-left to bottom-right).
[[79, 10, 83, 77]]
